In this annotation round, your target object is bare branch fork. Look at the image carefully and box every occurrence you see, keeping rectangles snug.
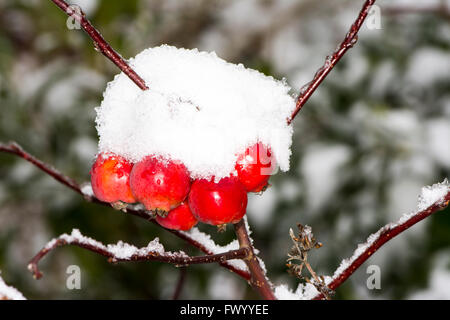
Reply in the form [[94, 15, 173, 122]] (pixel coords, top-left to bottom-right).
[[50, 0, 149, 91], [28, 229, 249, 280]]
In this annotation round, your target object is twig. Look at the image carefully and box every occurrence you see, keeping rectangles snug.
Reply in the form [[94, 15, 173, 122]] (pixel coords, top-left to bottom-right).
[[313, 184, 450, 300], [287, 0, 376, 124], [49, 0, 148, 91], [0, 141, 251, 280], [234, 219, 276, 300], [172, 267, 187, 300], [28, 229, 249, 280]]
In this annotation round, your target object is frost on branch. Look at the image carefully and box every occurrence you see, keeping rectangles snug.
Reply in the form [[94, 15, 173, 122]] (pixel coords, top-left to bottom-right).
[[332, 179, 450, 281], [96, 45, 295, 180], [181, 227, 247, 272], [275, 179, 450, 300], [29, 229, 189, 279], [0, 273, 26, 300]]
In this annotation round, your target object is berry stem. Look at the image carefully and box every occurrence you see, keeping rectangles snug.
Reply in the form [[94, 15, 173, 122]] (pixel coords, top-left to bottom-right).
[[0, 141, 250, 281], [234, 219, 276, 300], [49, 0, 149, 91]]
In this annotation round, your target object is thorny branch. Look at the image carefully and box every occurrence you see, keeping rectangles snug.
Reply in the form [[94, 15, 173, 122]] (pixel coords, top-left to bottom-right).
[[0, 141, 251, 281], [288, 0, 376, 124], [49, 0, 149, 91], [313, 187, 450, 300], [28, 229, 249, 280]]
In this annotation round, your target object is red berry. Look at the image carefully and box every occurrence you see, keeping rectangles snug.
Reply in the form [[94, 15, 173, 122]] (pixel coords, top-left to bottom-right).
[[156, 202, 198, 231], [188, 176, 247, 225], [90, 153, 136, 203], [130, 156, 191, 213], [235, 142, 276, 192]]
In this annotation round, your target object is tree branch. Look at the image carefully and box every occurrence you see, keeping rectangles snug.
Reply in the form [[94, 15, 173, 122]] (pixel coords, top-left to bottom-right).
[[287, 0, 376, 124], [234, 219, 276, 300], [49, 0, 149, 91], [313, 181, 450, 300], [28, 229, 249, 280], [0, 141, 251, 280]]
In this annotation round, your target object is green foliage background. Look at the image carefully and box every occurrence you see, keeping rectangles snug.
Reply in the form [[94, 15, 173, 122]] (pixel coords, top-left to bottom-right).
[[0, 0, 449, 299]]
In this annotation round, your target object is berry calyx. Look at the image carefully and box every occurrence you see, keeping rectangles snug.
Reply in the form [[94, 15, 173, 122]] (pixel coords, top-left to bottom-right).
[[188, 176, 247, 225], [130, 156, 191, 213], [235, 142, 276, 192], [155, 202, 198, 231], [90, 153, 136, 204]]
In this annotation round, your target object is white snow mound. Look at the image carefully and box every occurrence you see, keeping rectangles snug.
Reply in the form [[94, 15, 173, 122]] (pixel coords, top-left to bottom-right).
[[96, 45, 295, 179]]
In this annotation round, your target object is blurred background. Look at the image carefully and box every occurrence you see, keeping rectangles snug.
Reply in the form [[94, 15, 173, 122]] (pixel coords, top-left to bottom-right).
[[0, 0, 449, 299]]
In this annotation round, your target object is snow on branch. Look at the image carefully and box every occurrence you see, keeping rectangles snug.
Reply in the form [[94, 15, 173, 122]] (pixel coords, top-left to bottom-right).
[[28, 229, 249, 280], [0, 141, 250, 280], [275, 179, 450, 300], [313, 179, 450, 300], [0, 273, 26, 300]]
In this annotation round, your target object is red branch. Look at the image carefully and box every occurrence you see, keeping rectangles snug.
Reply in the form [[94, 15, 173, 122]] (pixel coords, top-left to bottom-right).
[[234, 220, 276, 300], [28, 230, 249, 280], [313, 189, 450, 300], [49, 0, 149, 91], [288, 0, 376, 124], [0, 141, 250, 280]]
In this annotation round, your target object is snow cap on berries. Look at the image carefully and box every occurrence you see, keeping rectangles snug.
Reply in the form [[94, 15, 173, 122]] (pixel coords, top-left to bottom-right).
[[96, 45, 295, 180]]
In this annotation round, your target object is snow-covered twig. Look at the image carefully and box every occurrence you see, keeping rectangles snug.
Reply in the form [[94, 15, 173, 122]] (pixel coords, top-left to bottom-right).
[[0, 141, 251, 280], [49, 0, 148, 91], [288, 0, 376, 124], [234, 219, 276, 300], [313, 180, 450, 300], [28, 229, 249, 280], [0, 273, 26, 300]]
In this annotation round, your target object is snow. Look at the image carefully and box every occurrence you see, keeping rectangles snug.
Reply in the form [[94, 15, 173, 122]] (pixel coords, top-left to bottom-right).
[[96, 45, 295, 180], [275, 179, 449, 300], [0, 273, 26, 300], [180, 227, 247, 272], [416, 179, 449, 212], [274, 276, 333, 300], [332, 179, 450, 281], [49, 229, 186, 260], [80, 183, 94, 197]]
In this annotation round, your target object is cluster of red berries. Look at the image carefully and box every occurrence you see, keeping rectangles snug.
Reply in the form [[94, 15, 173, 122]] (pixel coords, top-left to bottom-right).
[[90, 142, 275, 231]]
